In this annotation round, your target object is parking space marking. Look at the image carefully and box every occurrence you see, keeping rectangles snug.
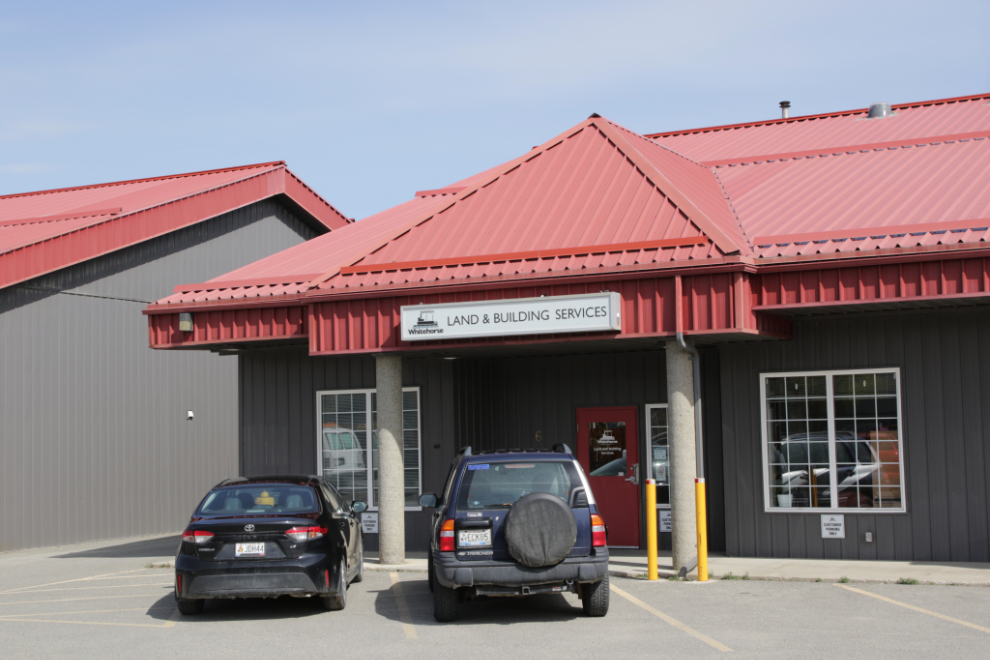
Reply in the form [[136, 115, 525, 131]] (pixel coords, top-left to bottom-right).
[[0, 606, 172, 619], [0, 582, 172, 595], [0, 607, 180, 629], [835, 584, 990, 634], [0, 593, 169, 606], [611, 584, 733, 653], [389, 572, 418, 639], [0, 568, 155, 594]]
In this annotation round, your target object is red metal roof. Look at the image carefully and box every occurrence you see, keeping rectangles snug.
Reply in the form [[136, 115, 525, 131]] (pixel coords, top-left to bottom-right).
[[716, 134, 990, 257], [649, 93, 990, 163], [149, 93, 990, 313], [158, 116, 743, 304], [0, 161, 349, 290]]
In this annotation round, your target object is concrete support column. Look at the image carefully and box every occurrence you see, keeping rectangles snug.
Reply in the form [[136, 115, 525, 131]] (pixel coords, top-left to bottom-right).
[[375, 354, 405, 565], [666, 338, 698, 572]]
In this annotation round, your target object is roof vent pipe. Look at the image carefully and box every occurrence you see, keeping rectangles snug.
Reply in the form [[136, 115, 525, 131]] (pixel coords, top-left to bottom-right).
[[868, 102, 893, 119], [779, 101, 791, 119]]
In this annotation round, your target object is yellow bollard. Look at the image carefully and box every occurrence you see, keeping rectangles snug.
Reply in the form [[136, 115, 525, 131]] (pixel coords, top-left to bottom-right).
[[695, 478, 708, 581], [646, 478, 658, 580]]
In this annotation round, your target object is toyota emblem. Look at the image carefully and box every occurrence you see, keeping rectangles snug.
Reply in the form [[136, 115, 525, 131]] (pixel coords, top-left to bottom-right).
[[244, 524, 255, 532]]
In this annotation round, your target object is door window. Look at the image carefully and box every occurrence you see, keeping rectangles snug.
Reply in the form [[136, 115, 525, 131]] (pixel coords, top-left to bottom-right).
[[587, 422, 627, 476]]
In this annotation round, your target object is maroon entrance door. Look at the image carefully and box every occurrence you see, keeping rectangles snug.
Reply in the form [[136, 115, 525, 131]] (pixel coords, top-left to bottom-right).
[[576, 406, 641, 547]]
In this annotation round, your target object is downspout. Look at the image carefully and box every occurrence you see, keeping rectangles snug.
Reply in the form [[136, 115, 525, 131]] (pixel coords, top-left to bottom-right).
[[676, 331, 708, 581]]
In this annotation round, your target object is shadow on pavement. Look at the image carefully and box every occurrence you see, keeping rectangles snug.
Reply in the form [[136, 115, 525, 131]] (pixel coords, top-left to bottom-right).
[[54, 535, 181, 559], [146, 593, 326, 622], [374, 576, 583, 626]]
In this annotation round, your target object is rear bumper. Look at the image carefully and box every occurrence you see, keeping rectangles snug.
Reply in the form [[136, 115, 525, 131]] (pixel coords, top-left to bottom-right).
[[175, 552, 340, 600], [433, 549, 609, 589]]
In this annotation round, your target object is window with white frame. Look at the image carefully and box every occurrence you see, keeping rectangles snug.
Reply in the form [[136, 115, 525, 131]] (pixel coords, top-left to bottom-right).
[[645, 404, 670, 506], [761, 369, 905, 513], [317, 388, 422, 511]]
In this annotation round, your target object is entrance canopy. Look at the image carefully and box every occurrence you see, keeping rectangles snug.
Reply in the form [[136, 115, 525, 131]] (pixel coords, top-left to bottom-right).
[[145, 94, 990, 354]]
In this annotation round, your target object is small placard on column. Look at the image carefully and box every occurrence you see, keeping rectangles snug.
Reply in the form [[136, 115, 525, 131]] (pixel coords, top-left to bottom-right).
[[659, 509, 672, 533], [821, 514, 845, 539], [361, 512, 379, 534]]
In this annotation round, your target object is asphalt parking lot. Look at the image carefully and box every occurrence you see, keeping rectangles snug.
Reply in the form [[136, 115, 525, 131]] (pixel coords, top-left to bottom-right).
[[2, 536, 989, 659]]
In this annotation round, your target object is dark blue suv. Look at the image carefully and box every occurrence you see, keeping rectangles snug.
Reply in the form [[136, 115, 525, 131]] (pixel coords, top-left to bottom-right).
[[419, 445, 610, 621]]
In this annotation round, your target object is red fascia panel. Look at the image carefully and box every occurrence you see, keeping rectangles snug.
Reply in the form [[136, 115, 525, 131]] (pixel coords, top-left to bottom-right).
[[701, 130, 990, 168], [173, 274, 323, 294], [752, 255, 990, 308], [148, 305, 308, 349], [752, 218, 990, 247], [1, 167, 344, 291], [340, 237, 711, 276], [645, 92, 990, 139], [0, 207, 122, 227], [307, 274, 785, 354]]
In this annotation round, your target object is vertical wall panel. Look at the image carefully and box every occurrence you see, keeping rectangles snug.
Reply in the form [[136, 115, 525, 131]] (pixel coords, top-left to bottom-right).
[[718, 307, 990, 561], [0, 200, 318, 551]]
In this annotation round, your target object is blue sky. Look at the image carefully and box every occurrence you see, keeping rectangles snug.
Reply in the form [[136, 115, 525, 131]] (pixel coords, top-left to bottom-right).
[[1, 1, 988, 220]]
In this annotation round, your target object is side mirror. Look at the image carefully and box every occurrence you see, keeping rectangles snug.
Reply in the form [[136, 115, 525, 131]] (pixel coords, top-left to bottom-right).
[[419, 493, 438, 508], [352, 501, 368, 514]]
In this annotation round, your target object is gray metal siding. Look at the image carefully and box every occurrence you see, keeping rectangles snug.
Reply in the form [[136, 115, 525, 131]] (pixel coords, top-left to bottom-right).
[[718, 307, 990, 562], [236, 348, 730, 553], [0, 201, 320, 551], [238, 351, 455, 553], [453, 351, 727, 552]]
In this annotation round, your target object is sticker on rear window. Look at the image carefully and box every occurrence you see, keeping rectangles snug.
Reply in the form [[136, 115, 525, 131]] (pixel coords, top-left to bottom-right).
[[468, 464, 490, 470]]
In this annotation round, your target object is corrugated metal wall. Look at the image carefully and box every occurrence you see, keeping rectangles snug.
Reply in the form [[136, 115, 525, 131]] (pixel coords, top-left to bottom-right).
[[0, 201, 318, 551], [453, 350, 726, 552], [719, 307, 990, 561], [238, 351, 455, 552]]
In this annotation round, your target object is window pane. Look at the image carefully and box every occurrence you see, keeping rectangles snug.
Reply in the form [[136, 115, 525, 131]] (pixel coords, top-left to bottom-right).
[[833, 397, 854, 418], [768, 401, 787, 421], [807, 399, 828, 419], [588, 422, 627, 475], [402, 390, 418, 410], [833, 375, 853, 396], [766, 377, 786, 399], [855, 398, 876, 418], [807, 376, 827, 397], [875, 373, 897, 395], [786, 377, 806, 397], [854, 374, 876, 396], [786, 400, 808, 419], [876, 397, 898, 417]]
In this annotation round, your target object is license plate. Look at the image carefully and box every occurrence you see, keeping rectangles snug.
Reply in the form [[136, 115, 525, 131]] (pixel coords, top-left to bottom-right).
[[458, 529, 491, 547], [235, 542, 265, 557]]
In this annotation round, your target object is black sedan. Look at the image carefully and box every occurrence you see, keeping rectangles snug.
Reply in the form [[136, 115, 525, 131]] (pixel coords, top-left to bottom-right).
[[174, 476, 366, 615]]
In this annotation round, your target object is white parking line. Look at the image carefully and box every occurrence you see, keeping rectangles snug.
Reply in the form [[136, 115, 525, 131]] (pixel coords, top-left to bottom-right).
[[0, 594, 171, 606], [835, 584, 990, 634], [389, 572, 418, 639], [612, 584, 733, 653]]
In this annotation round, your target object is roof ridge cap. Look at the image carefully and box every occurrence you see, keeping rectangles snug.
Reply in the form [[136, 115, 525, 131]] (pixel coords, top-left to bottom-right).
[[592, 118, 743, 255], [0, 161, 286, 201], [646, 92, 990, 139]]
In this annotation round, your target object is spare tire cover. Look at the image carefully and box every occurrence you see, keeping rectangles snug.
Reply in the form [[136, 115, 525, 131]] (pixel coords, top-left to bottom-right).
[[504, 492, 577, 568]]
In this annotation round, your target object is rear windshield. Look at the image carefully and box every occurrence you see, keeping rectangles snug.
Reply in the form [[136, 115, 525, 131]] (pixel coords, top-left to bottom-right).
[[456, 461, 581, 509], [198, 484, 319, 515]]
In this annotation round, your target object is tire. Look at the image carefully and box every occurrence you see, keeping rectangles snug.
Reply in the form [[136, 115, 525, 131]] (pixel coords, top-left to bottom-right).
[[320, 559, 348, 611], [504, 492, 577, 568], [581, 573, 609, 617], [176, 598, 205, 615], [427, 552, 435, 593], [433, 579, 459, 622]]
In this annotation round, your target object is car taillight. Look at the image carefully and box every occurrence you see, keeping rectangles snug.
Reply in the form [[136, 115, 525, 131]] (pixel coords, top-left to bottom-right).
[[591, 514, 607, 547], [181, 530, 214, 545], [285, 526, 328, 542], [439, 519, 455, 552]]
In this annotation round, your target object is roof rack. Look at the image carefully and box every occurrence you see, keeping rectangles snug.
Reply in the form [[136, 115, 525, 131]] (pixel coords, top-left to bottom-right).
[[216, 477, 247, 487], [456, 446, 473, 458], [552, 443, 573, 455]]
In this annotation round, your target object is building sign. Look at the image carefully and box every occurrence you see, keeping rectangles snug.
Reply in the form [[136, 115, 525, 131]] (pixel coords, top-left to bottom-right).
[[400, 292, 621, 342], [659, 509, 672, 533], [821, 514, 845, 539], [361, 512, 379, 534]]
